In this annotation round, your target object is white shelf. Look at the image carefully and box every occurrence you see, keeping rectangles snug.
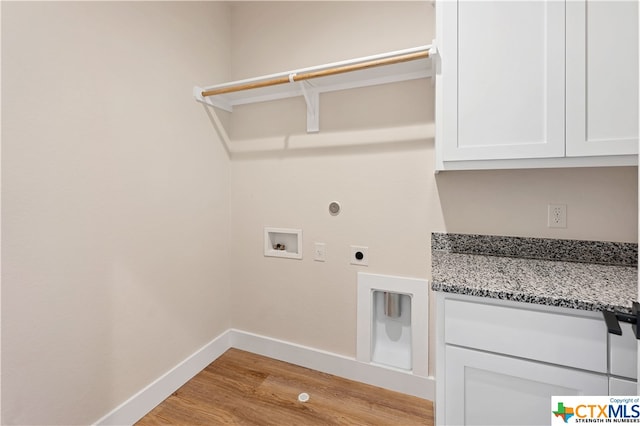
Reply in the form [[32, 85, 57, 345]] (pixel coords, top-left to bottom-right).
[[194, 45, 434, 133]]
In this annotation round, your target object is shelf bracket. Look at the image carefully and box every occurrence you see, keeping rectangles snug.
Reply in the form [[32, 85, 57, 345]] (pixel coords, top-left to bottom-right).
[[429, 41, 438, 87], [298, 79, 320, 133]]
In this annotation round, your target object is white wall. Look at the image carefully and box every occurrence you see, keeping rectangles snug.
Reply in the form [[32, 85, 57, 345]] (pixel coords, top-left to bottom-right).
[[228, 0, 437, 356], [437, 167, 637, 243], [1, 2, 231, 424], [227, 0, 638, 374]]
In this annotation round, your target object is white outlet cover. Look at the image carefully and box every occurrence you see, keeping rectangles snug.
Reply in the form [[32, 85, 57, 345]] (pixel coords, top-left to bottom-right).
[[548, 204, 567, 228], [350, 245, 368, 266]]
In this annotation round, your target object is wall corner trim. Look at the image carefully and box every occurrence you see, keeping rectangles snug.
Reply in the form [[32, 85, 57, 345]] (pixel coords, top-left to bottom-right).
[[93, 330, 232, 425], [94, 329, 435, 425], [230, 329, 435, 401]]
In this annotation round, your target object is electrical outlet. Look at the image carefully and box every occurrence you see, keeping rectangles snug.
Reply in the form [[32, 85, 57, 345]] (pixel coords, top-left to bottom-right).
[[350, 245, 368, 266], [314, 242, 326, 262], [548, 204, 567, 228]]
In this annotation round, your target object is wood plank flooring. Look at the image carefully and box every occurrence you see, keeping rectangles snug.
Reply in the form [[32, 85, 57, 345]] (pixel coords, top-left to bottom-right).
[[136, 348, 434, 425]]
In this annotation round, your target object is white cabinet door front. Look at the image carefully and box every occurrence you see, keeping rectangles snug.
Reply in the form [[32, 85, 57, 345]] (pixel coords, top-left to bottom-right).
[[442, 1, 565, 161], [610, 377, 638, 396], [566, 0, 639, 156], [446, 346, 609, 425]]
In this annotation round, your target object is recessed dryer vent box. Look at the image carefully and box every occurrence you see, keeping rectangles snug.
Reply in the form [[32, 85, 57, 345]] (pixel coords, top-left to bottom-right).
[[264, 227, 302, 259]]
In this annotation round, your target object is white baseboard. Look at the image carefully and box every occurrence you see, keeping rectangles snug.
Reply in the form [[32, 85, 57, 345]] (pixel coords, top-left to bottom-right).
[[94, 328, 435, 425], [230, 329, 435, 401], [94, 330, 232, 425]]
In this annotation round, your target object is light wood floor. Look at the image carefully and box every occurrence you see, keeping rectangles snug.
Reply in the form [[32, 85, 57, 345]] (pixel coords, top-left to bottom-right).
[[136, 348, 434, 425]]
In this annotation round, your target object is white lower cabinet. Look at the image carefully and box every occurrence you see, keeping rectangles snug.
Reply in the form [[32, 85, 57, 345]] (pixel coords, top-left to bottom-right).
[[608, 323, 638, 396], [610, 377, 638, 396], [436, 293, 635, 425], [610, 323, 638, 380], [445, 345, 608, 425]]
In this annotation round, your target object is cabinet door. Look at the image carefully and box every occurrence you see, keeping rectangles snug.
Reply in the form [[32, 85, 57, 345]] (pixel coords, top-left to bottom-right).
[[440, 1, 565, 161], [609, 322, 638, 380], [566, 0, 639, 156], [445, 346, 609, 425], [609, 377, 638, 396]]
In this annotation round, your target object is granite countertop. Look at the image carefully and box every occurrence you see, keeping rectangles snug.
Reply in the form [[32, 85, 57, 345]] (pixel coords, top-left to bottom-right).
[[431, 233, 638, 313]]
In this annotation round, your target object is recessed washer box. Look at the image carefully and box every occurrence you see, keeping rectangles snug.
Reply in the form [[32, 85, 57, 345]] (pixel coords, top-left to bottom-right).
[[264, 227, 302, 259]]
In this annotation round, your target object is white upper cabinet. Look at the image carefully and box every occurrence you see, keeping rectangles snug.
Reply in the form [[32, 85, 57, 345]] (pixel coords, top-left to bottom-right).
[[435, 0, 639, 170], [566, 0, 639, 157], [441, 1, 565, 161]]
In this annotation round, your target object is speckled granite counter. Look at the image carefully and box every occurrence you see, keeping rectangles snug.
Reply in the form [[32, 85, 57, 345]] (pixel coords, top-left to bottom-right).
[[431, 233, 638, 313]]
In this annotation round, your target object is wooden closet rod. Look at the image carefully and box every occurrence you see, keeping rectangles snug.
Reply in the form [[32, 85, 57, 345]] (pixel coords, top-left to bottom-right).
[[201, 50, 429, 98]]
